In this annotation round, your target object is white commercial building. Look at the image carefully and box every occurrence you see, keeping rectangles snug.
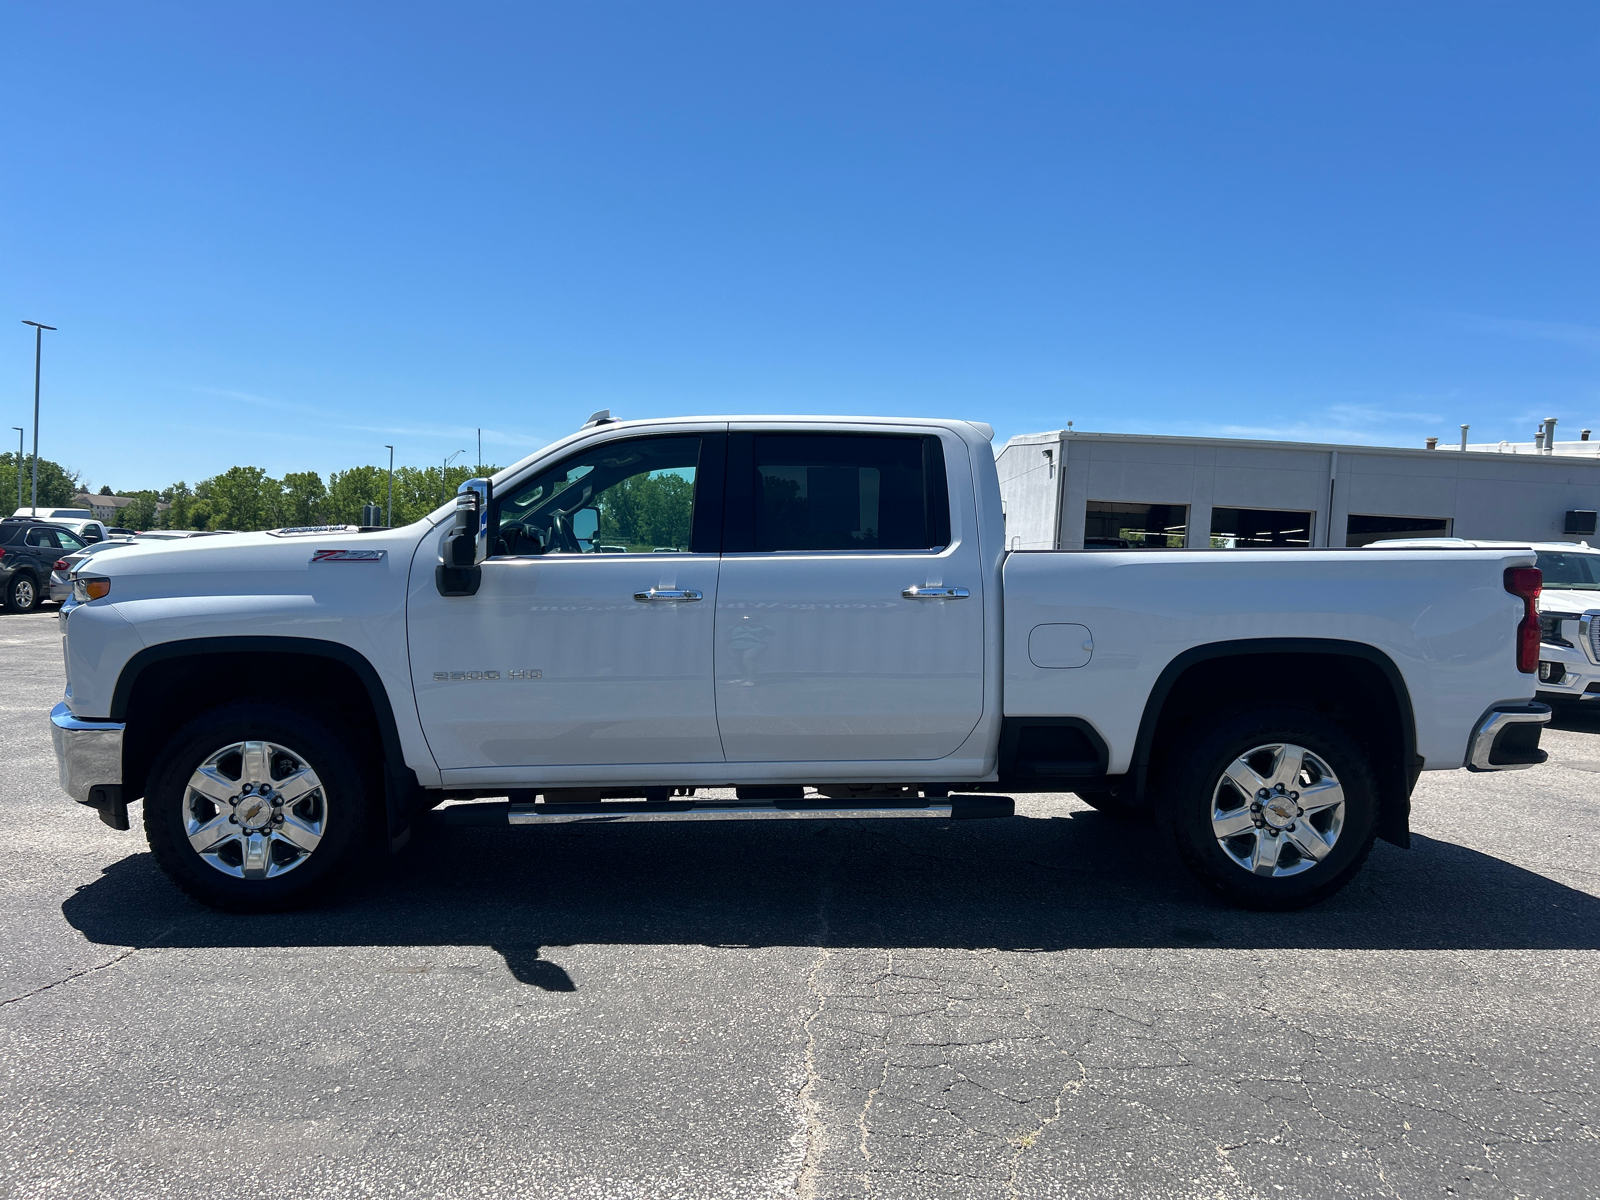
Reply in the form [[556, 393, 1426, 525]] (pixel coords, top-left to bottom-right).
[[997, 429, 1600, 552]]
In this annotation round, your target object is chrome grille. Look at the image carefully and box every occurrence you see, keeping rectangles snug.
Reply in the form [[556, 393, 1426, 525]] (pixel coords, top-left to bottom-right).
[[1590, 616, 1600, 664]]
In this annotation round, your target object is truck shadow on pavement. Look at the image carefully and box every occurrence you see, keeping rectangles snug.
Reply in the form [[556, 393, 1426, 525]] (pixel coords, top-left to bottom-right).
[[63, 809, 1600, 990]]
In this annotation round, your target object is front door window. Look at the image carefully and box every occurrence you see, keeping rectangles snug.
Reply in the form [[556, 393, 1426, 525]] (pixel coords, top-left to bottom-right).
[[493, 436, 702, 556]]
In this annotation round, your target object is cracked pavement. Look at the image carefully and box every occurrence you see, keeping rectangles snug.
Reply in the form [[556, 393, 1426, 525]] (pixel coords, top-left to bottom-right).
[[3, 610, 1599, 1197]]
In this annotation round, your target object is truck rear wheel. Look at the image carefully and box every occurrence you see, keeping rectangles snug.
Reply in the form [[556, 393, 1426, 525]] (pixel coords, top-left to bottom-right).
[[1160, 707, 1378, 910], [143, 703, 375, 912]]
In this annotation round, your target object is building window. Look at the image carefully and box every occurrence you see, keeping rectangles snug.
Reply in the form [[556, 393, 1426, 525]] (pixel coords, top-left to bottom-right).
[[1346, 514, 1451, 547], [1084, 501, 1188, 549], [1210, 507, 1313, 549]]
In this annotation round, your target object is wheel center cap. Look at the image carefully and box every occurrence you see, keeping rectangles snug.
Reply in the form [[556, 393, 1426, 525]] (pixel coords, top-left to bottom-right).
[[1262, 797, 1298, 828], [235, 796, 275, 831]]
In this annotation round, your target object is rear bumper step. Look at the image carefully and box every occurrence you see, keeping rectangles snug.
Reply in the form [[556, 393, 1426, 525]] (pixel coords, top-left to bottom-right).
[[431, 795, 1014, 826]]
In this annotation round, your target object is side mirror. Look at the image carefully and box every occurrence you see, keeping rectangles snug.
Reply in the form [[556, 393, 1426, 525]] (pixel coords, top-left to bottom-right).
[[572, 506, 600, 550], [437, 478, 490, 597], [449, 478, 491, 566]]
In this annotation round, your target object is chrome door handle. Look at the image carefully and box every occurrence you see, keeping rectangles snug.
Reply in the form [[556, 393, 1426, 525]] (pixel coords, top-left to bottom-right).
[[903, 586, 969, 600], [634, 588, 703, 602]]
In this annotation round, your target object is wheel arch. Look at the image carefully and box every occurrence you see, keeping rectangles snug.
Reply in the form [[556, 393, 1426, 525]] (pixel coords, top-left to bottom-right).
[[1131, 638, 1419, 848], [113, 636, 419, 846]]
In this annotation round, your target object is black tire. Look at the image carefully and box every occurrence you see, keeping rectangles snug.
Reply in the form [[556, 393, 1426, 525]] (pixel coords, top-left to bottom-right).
[[143, 703, 377, 912], [1158, 707, 1379, 910], [6, 573, 40, 613], [1074, 787, 1146, 821]]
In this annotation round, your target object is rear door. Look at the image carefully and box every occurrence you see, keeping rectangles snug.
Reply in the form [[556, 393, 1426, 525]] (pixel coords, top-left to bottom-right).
[[713, 428, 985, 763]]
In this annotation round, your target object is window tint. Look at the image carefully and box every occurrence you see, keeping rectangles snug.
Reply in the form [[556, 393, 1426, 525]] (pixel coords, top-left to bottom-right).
[[493, 436, 702, 556], [733, 434, 949, 553], [24, 528, 59, 549], [55, 529, 86, 552]]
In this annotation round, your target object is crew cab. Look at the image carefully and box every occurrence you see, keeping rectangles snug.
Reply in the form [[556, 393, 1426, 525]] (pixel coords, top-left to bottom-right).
[[50, 415, 1551, 912]]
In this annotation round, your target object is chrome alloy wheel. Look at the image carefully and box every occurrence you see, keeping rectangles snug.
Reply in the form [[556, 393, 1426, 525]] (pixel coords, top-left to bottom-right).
[[12, 577, 35, 608], [1210, 742, 1345, 878], [183, 740, 328, 880]]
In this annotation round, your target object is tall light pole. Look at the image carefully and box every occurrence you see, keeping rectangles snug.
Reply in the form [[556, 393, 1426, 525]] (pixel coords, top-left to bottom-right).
[[21, 321, 56, 513], [477, 427, 482, 473], [12, 428, 22, 512], [443, 449, 464, 503], [385, 445, 395, 528]]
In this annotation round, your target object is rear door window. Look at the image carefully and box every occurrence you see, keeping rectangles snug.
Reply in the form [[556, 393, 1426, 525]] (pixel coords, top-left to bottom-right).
[[724, 433, 950, 553]]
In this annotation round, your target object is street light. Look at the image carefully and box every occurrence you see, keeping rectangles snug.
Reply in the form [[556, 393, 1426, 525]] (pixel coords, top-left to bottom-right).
[[442, 450, 465, 503], [21, 321, 56, 514], [385, 445, 395, 528], [11, 428, 22, 512]]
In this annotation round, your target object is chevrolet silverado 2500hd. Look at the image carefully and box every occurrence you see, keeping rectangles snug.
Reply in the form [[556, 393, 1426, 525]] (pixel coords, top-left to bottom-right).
[[50, 415, 1550, 911]]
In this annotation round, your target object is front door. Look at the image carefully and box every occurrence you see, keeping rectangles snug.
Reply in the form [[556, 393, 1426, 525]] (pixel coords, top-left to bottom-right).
[[713, 429, 986, 763], [408, 432, 726, 771]]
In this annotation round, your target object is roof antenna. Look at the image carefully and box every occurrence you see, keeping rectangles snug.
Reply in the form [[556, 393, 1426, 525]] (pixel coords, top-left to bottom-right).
[[581, 409, 616, 430]]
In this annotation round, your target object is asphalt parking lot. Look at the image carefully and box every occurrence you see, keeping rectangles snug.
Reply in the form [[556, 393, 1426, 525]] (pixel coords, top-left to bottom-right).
[[4, 609, 1600, 1199]]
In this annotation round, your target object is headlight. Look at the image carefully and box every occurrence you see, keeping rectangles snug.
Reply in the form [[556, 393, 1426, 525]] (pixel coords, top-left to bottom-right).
[[72, 576, 111, 602]]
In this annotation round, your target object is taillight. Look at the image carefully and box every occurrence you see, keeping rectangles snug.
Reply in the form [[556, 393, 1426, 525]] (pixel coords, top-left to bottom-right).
[[53, 559, 68, 571], [1505, 566, 1542, 673]]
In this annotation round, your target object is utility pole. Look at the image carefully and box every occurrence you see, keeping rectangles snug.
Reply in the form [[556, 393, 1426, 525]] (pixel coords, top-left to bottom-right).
[[477, 428, 482, 473], [443, 450, 464, 504], [12, 427, 22, 511], [385, 445, 395, 528], [21, 321, 56, 513]]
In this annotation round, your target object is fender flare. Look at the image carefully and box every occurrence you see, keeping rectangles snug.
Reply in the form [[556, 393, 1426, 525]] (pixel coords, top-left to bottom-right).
[[1130, 637, 1419, 848], [112, 636, 420, 848]]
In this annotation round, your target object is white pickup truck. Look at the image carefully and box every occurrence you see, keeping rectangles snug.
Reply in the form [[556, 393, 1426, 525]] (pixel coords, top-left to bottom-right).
[[51, 415, 1551, 912]]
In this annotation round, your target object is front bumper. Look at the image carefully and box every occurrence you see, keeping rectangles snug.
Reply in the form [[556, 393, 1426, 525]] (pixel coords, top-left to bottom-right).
[[1466, 702, 1551, 772], [49, 701, 126, 823]]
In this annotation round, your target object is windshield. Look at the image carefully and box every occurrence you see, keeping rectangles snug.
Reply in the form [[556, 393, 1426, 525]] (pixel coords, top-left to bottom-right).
[[1536, 551, 1600, 590]]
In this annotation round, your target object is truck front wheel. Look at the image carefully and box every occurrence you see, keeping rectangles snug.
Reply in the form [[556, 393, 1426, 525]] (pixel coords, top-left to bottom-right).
[[1160, 708, 1379, 910], [143, 703, 375, 912]]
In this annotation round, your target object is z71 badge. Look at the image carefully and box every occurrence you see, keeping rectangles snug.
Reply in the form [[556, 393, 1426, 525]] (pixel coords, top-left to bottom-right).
[[310, 549, 387, 563]]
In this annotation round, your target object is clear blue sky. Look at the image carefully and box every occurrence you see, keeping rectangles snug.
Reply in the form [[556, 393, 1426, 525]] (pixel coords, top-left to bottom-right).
[[2, 2, 1595, 492]]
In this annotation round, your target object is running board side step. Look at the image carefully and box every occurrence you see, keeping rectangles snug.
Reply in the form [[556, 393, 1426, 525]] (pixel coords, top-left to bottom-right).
[[431, 795, 1014, 826]]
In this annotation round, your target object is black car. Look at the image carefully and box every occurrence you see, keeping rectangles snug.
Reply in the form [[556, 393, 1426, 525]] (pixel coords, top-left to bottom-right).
[[0, 518, 88, 612]]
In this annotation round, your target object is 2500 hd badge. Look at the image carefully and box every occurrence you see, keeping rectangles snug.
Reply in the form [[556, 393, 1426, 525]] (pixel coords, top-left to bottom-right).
[[431, 669, 542, 681]]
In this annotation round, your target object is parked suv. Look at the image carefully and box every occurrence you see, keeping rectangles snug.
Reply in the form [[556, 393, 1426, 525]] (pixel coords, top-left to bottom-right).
[[0, 518, 88, 611]]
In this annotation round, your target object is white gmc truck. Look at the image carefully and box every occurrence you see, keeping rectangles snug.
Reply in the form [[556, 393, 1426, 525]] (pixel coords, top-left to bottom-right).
[[50, 415, 1551, 912]]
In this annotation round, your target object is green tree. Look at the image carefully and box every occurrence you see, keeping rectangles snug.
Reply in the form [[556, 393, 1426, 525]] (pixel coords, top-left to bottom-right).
[[163, 482, 194, 529], [207, 466, 284, 531], [326, 466, 389, 526], [598, 471, 694, 550], [117, 490, 162, 531], [383, 463, 497, 526], [189, 498, 217, 530], [281, 471, 328, 526], [0, 452, 82, 511]]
